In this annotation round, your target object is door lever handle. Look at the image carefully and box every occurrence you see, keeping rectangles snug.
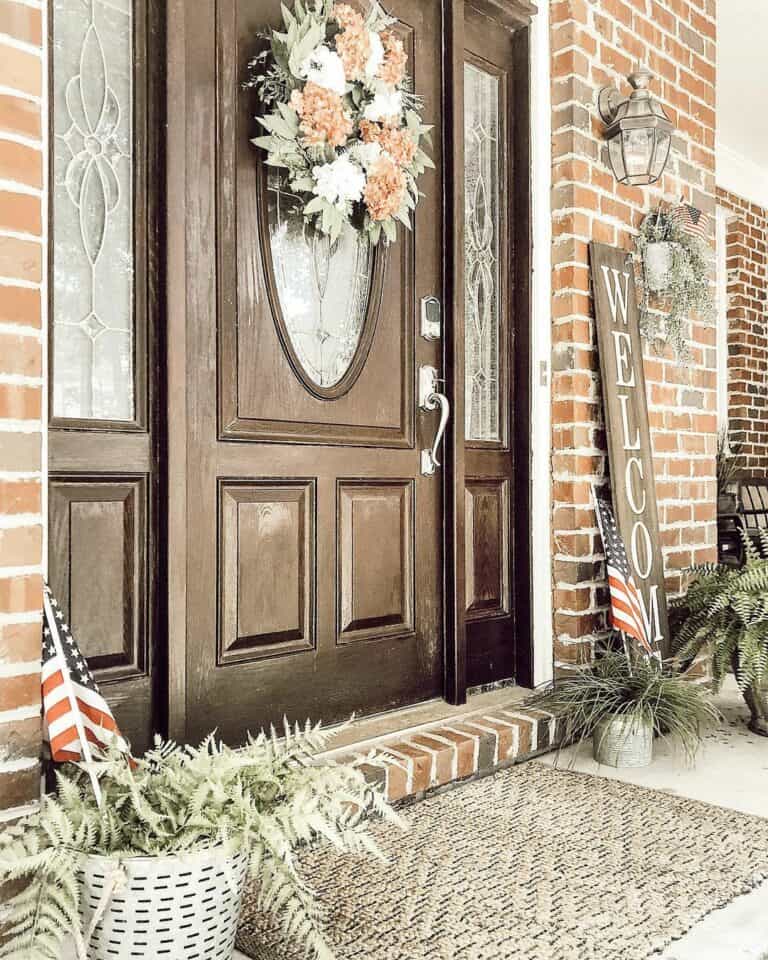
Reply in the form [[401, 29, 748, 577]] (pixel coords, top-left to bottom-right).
[[421, 391, 450, 475], [418, 365, 450, 475]]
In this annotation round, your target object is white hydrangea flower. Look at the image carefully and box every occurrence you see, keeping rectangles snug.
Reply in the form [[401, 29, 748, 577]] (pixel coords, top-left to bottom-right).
[[299, 44, 346, 95], [365, 31, 385, 79], [312, 156, 366, 209], [363, 89, 403, 122], [354, 141, 383, 169]]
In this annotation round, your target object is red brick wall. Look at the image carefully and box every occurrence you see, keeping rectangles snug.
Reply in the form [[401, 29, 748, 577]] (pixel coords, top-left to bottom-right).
[[0, 0, 44, 820], [716, 187, 768, 478], [550, 0, 718, 670]]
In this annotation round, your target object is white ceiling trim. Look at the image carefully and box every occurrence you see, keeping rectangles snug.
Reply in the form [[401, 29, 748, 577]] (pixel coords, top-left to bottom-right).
[[717, 141, 768, 212]]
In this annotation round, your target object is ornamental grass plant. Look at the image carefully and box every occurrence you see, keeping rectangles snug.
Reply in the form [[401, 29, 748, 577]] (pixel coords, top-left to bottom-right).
[[0, 722, 400, 960], [530, 648, 720, 763]]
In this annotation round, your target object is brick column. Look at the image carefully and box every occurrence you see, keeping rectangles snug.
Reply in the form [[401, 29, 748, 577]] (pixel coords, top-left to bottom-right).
[[716, 187, 768, 478], [550, 0, 718, 673], [0, 0, 44, 820]]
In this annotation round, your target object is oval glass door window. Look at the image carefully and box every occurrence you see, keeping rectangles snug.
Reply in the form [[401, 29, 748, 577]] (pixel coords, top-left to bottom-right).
[[266, 172, 376, 395]]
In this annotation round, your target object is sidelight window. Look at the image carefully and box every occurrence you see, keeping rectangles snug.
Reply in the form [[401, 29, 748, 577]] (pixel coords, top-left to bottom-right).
[[51, 0, 135, 422], [463, 61, 503, 443]]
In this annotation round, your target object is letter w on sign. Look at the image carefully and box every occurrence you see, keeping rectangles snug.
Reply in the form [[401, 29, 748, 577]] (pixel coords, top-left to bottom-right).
[[589, 242, 670, 655]]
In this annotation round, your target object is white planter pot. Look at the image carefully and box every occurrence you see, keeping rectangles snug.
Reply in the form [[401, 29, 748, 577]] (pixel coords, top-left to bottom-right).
[[644, 241, 673, 292], [593, 715, 653, 768], [78, 847, 248, 960]]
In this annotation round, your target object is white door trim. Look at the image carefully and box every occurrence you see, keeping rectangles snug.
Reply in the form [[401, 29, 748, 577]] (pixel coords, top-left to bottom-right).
[[529, 0, 554, 689]]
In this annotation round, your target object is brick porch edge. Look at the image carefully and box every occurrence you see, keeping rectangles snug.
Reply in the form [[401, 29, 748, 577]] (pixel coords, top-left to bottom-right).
[[330, 703, 560, 804]]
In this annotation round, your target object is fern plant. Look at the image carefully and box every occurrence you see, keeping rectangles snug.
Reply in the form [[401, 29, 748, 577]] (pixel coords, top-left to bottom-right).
[[672, 529, 768, 736], [0, 723, 400, 960]]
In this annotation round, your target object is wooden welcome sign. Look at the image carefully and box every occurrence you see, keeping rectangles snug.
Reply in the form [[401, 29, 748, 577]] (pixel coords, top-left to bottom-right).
[[589, 242, 670, 655]]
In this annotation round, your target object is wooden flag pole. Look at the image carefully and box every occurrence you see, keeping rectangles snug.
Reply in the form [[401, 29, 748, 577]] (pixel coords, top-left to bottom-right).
[[43, 590, 103, 808]]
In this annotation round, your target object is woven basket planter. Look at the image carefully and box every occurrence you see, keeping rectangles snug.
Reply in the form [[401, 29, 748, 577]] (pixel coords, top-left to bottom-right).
[[78, 847, 249, 960], [593, 715, 653, 768]]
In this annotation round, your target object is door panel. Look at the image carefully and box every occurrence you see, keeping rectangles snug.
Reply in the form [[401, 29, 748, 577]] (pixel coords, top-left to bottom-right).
[[463, 10, 521, 688], [218, 480, 315, 662], [47, 0, 161, 755], [218, 4, 413, 444], [183, 0, 444, 742], [465, 478, 510, 620], [49, 476, 147, 678], [337, 480, 415, 643]]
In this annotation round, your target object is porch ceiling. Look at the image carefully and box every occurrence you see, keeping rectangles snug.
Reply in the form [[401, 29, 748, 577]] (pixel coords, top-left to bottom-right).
[[717, 0, 768, 174]]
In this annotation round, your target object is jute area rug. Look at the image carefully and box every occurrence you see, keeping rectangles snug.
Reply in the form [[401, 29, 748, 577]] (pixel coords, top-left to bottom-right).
[[237, 761, 768, 960]]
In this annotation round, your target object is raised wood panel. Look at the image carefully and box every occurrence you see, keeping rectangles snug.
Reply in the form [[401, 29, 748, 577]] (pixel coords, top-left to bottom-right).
[[48, 476, 147, 680], [465, 478, 509, 621], [337, 480, 414, 644], [70, 501, 125, 659], [218, 480, 315, 663], [216, 0, 414, 447]]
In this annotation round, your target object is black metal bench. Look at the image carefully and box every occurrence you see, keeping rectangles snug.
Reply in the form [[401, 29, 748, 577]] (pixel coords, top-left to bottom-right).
[[739, 481, 768, 535], [718, 481, 768, 566]]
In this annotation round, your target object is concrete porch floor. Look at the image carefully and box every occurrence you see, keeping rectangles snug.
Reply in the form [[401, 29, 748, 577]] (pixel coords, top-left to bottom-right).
[[60, 678, 768, 960], [538, 675, 768, 960]]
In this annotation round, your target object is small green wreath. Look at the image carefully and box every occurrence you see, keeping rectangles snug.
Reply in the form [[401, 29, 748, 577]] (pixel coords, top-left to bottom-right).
[[634, 205, 715, 361], [247, 0, 434, 246]]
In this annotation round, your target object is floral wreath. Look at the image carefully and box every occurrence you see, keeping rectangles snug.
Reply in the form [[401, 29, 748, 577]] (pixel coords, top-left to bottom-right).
[[248, 0, 433, 246]]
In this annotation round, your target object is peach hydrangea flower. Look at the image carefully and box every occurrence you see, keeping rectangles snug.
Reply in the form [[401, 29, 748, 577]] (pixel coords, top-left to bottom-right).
[[378, 31, 407, 87], [332, 3, 370, 81], [336, 27, 370, 80], [363, 156, 407, 221], [332, 3, 363, 31], [290, 82, 352, 147], [360, 120, 417, 167]]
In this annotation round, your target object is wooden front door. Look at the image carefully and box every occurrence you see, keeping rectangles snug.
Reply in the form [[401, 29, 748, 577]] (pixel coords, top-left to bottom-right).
[[177, 0, 445, 742]]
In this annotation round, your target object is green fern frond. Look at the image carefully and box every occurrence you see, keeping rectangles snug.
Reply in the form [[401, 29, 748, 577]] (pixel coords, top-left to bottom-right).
[[1, 723, 398, 960], [673, 554, 768, 697]]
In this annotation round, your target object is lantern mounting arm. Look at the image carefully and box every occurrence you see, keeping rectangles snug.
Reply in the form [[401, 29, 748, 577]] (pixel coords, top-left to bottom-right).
[[597, 86, 623, 125], [598, 67, 653, 124]]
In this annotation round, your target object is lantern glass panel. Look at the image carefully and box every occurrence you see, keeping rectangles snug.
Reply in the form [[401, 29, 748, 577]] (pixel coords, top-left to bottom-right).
[[608, 135, 626, 182], [650, 130, 671, 180], [622, 128, 654, 179]]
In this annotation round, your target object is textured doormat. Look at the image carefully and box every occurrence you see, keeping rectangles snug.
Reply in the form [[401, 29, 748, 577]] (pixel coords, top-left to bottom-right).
[[237, 761, 768, 960]]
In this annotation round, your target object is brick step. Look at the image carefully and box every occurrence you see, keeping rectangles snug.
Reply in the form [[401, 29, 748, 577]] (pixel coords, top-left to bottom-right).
[[327, 702, 559, 803]]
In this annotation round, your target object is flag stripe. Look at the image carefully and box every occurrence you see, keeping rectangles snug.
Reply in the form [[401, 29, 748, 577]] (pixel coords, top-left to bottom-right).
[[44, 696, 71, 726], [42, 668, 65, 698], [597, 493, 655, 656], [50, 724, 81, 756], [42, 584, 131, 764]]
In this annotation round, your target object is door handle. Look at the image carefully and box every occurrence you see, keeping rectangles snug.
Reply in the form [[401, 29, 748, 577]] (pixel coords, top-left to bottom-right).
[[418, 365, 450, 476]]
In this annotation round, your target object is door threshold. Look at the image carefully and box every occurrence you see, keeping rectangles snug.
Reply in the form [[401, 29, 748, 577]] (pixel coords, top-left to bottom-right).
[[321, 684, 559, 804], [323, 684, 530, 754]]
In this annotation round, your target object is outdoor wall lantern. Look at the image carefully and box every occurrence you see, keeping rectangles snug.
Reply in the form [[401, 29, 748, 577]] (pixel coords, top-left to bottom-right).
[[598, 67, 673, 186]]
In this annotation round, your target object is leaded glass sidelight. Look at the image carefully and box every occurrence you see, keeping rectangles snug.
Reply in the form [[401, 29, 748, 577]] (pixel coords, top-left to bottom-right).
[[52, 0, 134, 421], [464, 62, 502, 442], [266, 172, 374, 393]]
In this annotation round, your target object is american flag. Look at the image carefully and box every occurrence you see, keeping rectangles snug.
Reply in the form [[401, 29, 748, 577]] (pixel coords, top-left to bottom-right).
[[593, 493, 654, 657], [42, 585, 130, 766], [669, 202, 709, 244]]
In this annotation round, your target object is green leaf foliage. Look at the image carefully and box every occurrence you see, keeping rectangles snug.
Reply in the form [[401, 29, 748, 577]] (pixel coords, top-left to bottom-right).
[[672, 529, 768, 696], [0, 722, 401, 960], [634, 206, 715, 362], [244, 0, 433, 247]]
